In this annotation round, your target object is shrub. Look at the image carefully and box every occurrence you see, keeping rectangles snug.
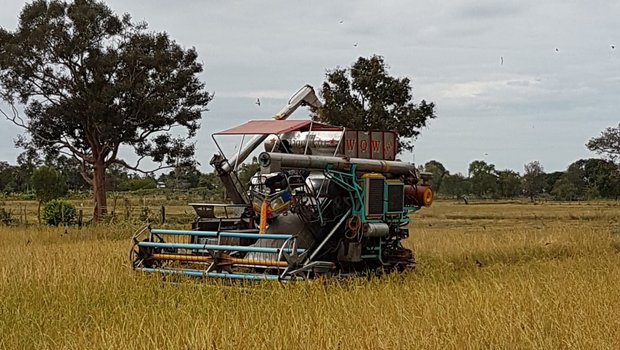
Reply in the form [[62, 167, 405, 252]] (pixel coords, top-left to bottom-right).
[[0, 207, 12, 225], [118, 178, 157, 192], [42, 200, 76, 226]]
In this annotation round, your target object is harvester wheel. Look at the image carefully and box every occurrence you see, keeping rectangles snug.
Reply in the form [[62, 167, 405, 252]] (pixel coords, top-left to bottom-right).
[[130, 239, 158, 269]]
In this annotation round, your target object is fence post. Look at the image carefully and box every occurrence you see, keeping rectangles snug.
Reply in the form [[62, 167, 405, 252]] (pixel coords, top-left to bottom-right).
[[161, 205, 166, 224], [78, 209, 83, 228]]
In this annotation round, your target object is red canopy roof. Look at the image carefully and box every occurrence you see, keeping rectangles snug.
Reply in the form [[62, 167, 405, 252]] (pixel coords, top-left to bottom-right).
[[214, 120, 340, 135]]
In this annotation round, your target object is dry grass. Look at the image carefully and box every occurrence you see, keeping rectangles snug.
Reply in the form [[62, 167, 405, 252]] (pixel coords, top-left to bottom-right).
[[1, 201, 619, 349]]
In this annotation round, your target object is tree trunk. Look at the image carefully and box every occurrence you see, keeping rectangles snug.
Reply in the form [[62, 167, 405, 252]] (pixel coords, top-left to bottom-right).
[[92, 160, 107, 221]]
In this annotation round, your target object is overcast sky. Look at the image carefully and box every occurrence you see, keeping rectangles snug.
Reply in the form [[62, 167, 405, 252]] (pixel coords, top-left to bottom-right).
[[1, 0, 619, 174]]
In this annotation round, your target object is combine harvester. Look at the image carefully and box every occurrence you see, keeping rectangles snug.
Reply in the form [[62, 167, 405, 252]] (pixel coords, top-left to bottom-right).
[[130, 85, 433, 281]]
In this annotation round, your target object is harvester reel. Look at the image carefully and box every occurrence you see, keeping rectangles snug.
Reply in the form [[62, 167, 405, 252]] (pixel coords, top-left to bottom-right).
[[130, 226, 155, 269], [285, 261, 335, 279], [206, 251, 234, 274], [130, 239, 158, 269]]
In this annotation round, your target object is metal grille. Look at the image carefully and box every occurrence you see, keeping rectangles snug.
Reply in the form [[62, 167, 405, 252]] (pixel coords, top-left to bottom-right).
[[366, 178, 385, 216], [387, 184, 404, 213]]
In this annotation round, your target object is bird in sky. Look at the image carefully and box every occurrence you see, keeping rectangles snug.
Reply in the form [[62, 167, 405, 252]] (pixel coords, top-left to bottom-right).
[[612, 45, 616, 49], [353, 42, 358, 47], [339, 20, 343, 24], [255, 98, 260, 106], [555, 48, 560, 52], [500, 56, 503, 65]]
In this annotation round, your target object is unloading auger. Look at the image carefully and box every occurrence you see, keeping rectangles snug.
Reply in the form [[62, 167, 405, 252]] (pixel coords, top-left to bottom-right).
[[130, 85, 433, 281]]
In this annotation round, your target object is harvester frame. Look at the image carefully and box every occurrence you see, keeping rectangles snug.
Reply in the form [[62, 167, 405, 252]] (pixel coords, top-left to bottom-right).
[[130, 85, 433, 282]]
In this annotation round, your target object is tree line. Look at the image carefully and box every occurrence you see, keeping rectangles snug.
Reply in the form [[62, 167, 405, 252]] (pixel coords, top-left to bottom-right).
[[0, 151, 618, 203], [0, 154, 263, 201], [427, 122, 620, 201], [424, 158, 620, 201]]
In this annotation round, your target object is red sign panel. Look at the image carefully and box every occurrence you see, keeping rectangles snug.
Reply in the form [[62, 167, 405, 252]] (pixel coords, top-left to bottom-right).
[[343, 130, 397, 160]]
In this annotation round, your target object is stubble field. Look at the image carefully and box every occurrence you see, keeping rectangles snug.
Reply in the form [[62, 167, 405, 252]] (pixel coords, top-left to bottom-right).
[[1, 200, 619, 349]]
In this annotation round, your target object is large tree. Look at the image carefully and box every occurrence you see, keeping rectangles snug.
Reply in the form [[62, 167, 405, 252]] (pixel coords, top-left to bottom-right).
[[0, 0, 211, 220], [468, 160, 497, 198], [559, 158, 620, 200], [31, 165, 68, 221], [31, 166, 68, 203], [423, 160, 447, 193], [312, 55, 436, 152], [584, 159, 620, 199], [441, 172, 470, 199], [496, 169, 522, 198], [587, 123, 620, 163], [544, 171, 564, 195], [523, 161, 545, 202]]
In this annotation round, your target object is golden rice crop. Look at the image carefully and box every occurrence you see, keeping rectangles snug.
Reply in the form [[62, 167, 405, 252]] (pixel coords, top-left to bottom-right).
[[1, 201, 619, 349]]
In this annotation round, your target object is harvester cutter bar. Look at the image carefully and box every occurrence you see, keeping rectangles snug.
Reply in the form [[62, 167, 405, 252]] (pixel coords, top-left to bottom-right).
[[150, 229, 293, 241], [137, 241, 304, 254], [137, 267, 283, 281], [151, 253, 288, 268]]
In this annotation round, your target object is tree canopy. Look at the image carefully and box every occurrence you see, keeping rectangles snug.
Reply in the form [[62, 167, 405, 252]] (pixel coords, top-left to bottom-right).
[[441, 172, 470, 199], [468, 160, 497, 198], [423, 160, 447, 193], [523, 161, 545, 202], [0, 0, 212, 219], [496, 170, 522, 198], [312, 55, 436, 152], [587, 123, 620, 163], [31, 166, 68, 203], [555, 158, 620, 200]]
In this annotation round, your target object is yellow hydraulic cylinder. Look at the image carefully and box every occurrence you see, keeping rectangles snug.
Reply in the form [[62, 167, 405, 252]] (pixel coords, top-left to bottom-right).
[[151, 253, 288, 268]]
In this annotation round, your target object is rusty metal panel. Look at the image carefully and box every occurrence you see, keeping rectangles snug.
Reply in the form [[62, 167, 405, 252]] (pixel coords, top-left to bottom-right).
[[343, 130, 358, 158], [357, 131, 371, 159], [370, 131, 383, 159], [383, 132, 396, 160], [339, 130, 398, 160]]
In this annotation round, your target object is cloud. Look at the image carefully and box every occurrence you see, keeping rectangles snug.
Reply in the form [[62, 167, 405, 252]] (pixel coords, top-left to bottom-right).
[[433, 76, 545, 105], [215, 90, 293, 100], [453, 1, 528, 20]]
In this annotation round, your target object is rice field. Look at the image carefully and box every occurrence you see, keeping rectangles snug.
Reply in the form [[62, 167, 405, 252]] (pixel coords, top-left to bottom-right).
[[1, 200, 619, 349]]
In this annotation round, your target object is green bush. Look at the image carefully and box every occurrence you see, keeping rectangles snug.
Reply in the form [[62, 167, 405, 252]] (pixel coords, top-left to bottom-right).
[[0, 207, 12, 225], [42, 200, 76, 226]]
